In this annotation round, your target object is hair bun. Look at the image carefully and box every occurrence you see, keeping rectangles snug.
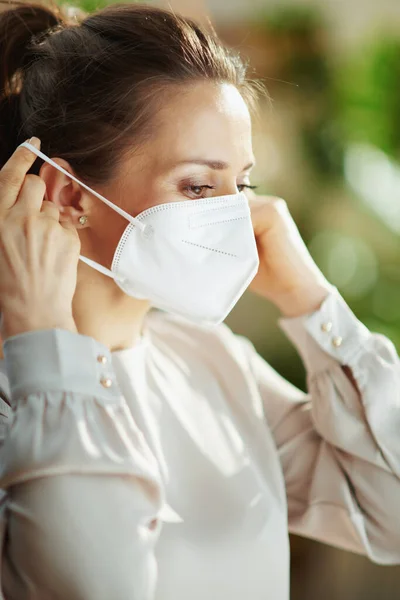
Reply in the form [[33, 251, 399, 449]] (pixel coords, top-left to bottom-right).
[[0, 3, 62, 164], [0, 4, 62, 92]]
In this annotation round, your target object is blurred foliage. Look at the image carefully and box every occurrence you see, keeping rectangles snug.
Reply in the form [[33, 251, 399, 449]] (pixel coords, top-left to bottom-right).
[[66, 0, 138, 14], [252, 6, 344, 180], [254, 6, 331, 92], [256, 5, 321, 34], [338, 38, 400, 159]]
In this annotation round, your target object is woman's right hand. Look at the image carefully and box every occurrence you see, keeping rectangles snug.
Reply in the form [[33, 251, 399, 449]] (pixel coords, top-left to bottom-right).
[[0, 138, 80, 340]]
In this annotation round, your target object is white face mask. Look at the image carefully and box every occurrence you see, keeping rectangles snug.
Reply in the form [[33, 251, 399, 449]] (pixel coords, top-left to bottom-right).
[[21, 142, 259, 325]]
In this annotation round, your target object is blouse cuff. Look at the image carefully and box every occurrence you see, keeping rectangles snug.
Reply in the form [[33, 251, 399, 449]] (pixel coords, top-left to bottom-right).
[[278, 288, 371, 374], [3, 328, 120, 405]]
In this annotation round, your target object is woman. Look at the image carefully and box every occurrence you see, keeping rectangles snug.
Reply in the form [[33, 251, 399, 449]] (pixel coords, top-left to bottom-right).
[[0, 3, 399, 599]]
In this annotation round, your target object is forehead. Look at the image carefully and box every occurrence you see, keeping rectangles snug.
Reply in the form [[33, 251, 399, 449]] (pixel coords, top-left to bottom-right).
[[148, 82, 253, 170]]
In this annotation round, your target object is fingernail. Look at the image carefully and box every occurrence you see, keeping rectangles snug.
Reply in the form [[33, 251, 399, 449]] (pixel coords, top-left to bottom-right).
[[28, 137, 41, 149]]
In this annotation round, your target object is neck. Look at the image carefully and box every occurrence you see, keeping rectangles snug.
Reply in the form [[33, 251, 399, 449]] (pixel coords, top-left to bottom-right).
[[73, 264, 150, 352]]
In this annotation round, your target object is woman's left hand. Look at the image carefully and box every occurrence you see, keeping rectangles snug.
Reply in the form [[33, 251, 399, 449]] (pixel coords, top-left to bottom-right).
[[248, 193, 332, 318]]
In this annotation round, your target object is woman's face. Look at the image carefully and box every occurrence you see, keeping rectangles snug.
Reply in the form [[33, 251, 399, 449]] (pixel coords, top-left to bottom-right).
[[81, 81, 256, 269]]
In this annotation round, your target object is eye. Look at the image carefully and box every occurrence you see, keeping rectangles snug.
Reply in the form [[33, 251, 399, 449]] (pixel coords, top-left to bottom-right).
[[237, 184, 258, 193], [183, 184, 216, 199]]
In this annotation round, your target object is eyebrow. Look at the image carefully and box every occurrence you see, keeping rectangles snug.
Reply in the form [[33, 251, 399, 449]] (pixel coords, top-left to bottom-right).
[[173, 159, 255, 171]]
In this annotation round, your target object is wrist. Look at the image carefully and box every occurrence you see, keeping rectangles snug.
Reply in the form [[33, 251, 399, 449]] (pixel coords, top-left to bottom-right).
[[1, 311, 77, 340], [274, 283, 332, 318]]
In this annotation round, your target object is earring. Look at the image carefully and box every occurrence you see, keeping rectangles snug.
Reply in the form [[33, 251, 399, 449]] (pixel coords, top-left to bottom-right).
[[79, 215, 88, 226]]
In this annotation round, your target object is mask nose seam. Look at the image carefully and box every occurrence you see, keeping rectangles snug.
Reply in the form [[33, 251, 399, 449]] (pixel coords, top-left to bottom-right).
[[189, 216, 247, 229], [181, 239, 238, 258]]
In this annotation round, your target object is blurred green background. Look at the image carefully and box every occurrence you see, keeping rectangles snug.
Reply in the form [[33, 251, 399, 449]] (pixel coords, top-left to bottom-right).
[[67, 0, 400, 597]]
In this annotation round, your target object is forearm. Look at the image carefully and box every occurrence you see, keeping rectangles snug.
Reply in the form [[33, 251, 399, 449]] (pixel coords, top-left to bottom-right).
[[279, 290, 400, 561]]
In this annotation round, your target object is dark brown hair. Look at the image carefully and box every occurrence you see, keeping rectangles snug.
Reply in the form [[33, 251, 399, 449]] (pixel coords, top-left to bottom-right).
[[0, 1, 258, 184]]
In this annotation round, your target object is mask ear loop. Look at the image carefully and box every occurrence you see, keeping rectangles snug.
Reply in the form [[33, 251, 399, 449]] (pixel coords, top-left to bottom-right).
[[19, 141, 150, 282], [19, 142, 148, 233]]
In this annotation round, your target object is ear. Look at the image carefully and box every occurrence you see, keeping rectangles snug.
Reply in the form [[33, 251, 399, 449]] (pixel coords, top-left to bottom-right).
[[39, 159, 89, 228]]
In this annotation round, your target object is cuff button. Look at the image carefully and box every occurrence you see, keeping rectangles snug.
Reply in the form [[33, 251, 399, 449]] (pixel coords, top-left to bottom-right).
[[147, 518, 159, 531], [100, 377, 113, 388], [332, 336, 343, 348], [321, 322, 333, 333]]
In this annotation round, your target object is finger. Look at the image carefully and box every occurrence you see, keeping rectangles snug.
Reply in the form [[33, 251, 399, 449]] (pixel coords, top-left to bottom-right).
[[60, 220, 81, 247], [249, 196, 285, 214], [12, 174, 46, 216], [0, 138, 41, 211], [40, 200, 60, 220], [60, 220, 79, 236]]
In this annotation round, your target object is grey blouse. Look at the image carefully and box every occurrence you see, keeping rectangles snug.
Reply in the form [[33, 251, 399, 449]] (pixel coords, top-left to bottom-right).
[[0, 288, 399, 599]]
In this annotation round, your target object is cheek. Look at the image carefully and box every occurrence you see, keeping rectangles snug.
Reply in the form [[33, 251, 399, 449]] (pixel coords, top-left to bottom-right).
[[128, 180, 177, 214], [118, 182, 159, 216], [90, 202, 128, 261], [90, 186, 156, 259], [131, 194, 157, 216]]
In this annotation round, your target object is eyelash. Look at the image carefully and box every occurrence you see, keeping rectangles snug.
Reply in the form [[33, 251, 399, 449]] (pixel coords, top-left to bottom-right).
[[238, 184, 258, 192], [184, 184, 258, 198]]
